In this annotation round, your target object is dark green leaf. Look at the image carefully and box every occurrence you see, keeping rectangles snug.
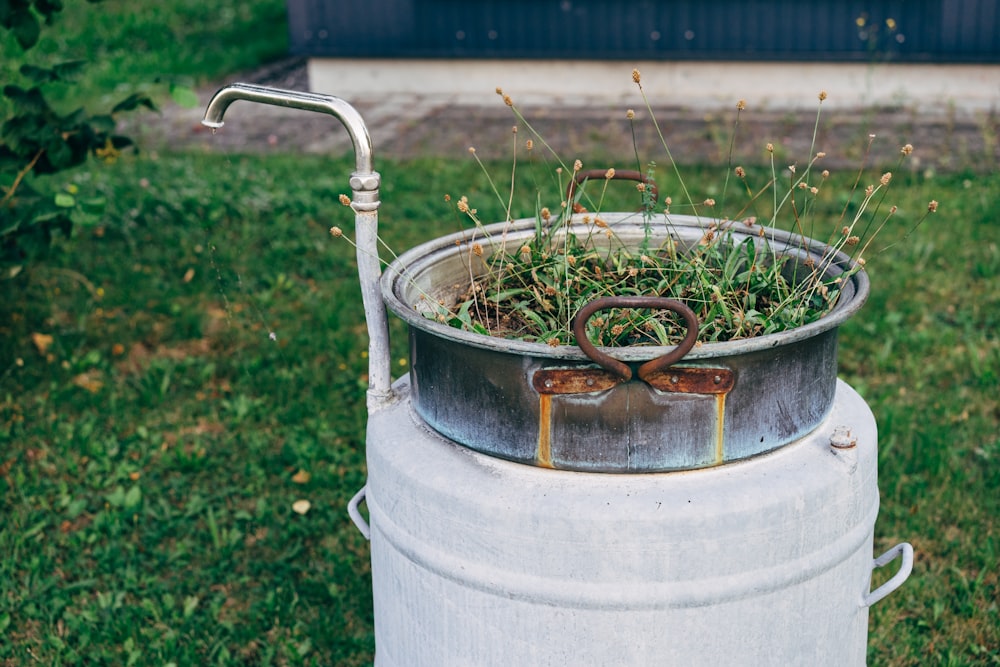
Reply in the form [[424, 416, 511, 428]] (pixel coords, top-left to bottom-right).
[[111, 93, 157, 114], [52, 59, 86, 80], [9, 6, 39, 49]]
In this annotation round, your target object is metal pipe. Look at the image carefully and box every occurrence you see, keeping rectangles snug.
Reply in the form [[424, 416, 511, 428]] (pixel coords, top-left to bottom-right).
[[201, 83, 393, 411]]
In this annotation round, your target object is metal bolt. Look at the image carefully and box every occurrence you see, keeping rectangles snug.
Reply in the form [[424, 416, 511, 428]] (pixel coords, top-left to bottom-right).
[[349, 173, 380, 191], [830, 425, 857, 449]]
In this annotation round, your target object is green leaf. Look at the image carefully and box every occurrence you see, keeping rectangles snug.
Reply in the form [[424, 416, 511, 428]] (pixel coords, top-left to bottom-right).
[[10, 7, 40, 49], [54, 192, 74, 207], [169, 84, 199, 109], [111, 92, 157, 114], [123, 484, 142, 509]]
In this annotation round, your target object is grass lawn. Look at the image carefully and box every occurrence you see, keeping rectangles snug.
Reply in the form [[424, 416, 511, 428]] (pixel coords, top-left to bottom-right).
[[2, 1, 999, 665]]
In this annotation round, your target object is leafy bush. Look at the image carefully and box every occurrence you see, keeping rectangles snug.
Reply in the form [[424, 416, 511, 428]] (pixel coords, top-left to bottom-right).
[[1, 0, 154, 278]]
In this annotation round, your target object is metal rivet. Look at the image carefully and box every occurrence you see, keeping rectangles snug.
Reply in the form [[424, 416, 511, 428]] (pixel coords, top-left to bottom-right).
[[713, 375, 722, 384], [670, 375, 679, 384], [544, 379, 553, 388], [830, 425, 857, 449], [586, 378, 595, 386]]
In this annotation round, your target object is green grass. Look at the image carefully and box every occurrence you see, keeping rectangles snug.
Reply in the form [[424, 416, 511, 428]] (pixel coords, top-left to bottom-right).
[[2, 150, 998, 665], [1, 0, 289, 111]]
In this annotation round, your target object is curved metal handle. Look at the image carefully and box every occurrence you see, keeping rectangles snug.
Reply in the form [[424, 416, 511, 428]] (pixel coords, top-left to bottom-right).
[[571, 296, 699, 382], [863, 542, 914, 607], [202, 83, 392, 412], [566, 169, 658, 210], [347, 485, 371, 541]]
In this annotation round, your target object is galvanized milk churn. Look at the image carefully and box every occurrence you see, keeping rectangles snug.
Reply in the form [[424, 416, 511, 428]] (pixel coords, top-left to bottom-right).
[[203, 84, 914, 666]]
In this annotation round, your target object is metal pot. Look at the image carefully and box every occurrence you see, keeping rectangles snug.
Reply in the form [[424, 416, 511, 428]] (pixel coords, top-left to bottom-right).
[[381, 213, 869, 472]]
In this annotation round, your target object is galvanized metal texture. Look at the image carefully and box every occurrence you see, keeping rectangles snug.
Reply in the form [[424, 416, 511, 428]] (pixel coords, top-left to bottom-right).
[[362, 376, 912, 665]]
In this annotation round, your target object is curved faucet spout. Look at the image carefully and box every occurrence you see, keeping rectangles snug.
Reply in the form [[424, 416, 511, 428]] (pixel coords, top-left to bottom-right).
[[202, 82, 393, 411], [202, 82, 375, 178]]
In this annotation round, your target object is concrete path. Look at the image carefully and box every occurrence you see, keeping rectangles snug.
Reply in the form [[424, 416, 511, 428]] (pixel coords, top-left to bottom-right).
[[128, 57, 999, 173]]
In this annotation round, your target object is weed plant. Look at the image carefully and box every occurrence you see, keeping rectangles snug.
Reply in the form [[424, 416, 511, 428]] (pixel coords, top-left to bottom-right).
[[386, 71, 939, 348]]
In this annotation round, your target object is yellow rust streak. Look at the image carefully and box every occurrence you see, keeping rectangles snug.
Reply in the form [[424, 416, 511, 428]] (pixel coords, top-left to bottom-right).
[[536, 395, 554, 468], [715, 393, 726, 465]]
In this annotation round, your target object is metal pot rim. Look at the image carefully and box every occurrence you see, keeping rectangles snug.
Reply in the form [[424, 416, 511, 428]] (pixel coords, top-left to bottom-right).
[[381, 213, 870, 362]]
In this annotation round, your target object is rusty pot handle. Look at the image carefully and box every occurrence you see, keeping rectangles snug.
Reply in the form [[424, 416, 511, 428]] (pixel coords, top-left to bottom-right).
[[571, 296, 699, 382], [566, 169, 658, 209]]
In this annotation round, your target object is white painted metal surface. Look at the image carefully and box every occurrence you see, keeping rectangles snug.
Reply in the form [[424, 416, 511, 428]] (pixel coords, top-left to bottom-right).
[[356, 377, 911, 666]]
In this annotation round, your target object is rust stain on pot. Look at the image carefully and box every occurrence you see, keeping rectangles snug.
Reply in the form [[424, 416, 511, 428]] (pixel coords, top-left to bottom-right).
[[715, 393, 726, 465], [536, 394, 554, 468]]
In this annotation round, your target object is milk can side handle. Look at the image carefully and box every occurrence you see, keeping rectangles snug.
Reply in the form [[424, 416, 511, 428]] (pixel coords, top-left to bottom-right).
[[347, 485, 371, 541], [201, 84, 393, 411], [863, 542, 914, 607]]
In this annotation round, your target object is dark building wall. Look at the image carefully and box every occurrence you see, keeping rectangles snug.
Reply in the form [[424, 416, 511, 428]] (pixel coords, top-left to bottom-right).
[[287, 0, 999, 62]]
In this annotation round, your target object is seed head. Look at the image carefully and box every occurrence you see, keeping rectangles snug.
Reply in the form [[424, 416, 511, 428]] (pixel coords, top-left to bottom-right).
[[503, 94, 513, 107], [547, 338, 560, 348], [880, 172, 892, 186], [703, 198, 716, 207], [511, 125, 518, 134], [928, 200, 939, 212], [788, 165, 796, 174], [626, 109, 635, 120], [457, 196, 470, 213], [495, 87, 504, 96], [766, 143, 774, 153], [842, 226, 851, 236], [816, 151, 826, 159], [664, 196, 672, 206], [471, 243, 484, 257], [611, 324, 625, 336], [540, 207, 551, 221], [526, 139, 534, 150], [444, 194, 451, 202], [798, 182, 808, 189], [636, 183, 646, 192], [819, 90, 828, 101], [821, 169, 830, 179], [737, 99, 747, 111], [632, 69, 641, 84], [810, 186, 819, 195], [338, 194, 351, 206], [468, 146, 476, 154], [846, 235, 860, 246], [735, 166, 745, 178], [573, 159, 583, 172], [865, 184, 875, 197], [594, 217, 608, 228], [329, 226, 344, 237], [889, 205, 898, 213], [901, 143, 914, 155], [605, 168, 616, 179]]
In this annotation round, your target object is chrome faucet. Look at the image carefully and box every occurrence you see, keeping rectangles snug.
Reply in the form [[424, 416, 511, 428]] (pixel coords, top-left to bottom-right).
[[202, 83, 393, 410]]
